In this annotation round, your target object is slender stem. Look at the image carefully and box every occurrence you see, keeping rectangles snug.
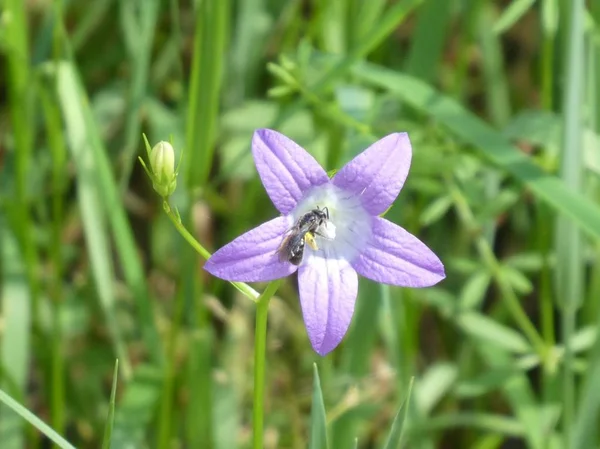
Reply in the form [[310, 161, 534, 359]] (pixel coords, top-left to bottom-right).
[[252, 280, 282, 449], [162, 201, 259, 301]]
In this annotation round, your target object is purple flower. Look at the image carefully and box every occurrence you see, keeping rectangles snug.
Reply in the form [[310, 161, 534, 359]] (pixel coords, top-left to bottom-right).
[[204, 129, 445, 355]]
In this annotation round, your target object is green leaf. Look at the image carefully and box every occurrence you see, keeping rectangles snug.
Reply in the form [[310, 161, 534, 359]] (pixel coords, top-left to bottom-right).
[[493, 0, 536, 34], [415, 364, 458, 416], [500, 266, 534, 295], [455, 367, 519, 399], [309, 364, 328, 449], [457, 313, 530, 354], [420, 195, 453, 226], [459, 270, 492, 310], [353, 63, 600, 242], [503, 252, 545, 272], [382, 377, 414, 449], [475, 189, 519, 222]]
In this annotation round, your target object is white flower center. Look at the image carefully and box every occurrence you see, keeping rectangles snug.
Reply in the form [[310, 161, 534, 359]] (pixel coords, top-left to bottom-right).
[[292, 183, 372, 263]]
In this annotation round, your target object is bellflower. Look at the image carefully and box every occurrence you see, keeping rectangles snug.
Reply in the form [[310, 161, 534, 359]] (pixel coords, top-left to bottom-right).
[[204, 129, 445, 355]]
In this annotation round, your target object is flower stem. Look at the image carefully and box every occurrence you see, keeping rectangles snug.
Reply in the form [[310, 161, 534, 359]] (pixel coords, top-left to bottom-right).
[[162, 200, 259, 302], [252, 279, 282, 449]]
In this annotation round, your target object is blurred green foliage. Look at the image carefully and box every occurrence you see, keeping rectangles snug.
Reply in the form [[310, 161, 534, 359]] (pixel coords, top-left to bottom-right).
[[1, 0, 600, 448]]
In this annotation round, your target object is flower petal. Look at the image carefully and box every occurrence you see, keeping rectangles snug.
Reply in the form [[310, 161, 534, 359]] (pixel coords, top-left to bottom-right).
[[204, 216, 297, 282], [297, 256, 358, 355], [252, 129, 329, 214], [351, 217, 445, 287], [332, 133, 412, 215]]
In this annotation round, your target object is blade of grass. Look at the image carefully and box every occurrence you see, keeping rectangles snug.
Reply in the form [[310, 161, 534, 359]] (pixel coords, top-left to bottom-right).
[[111, 364, 163, 447], [0, 223, 31, 449], [185, 0, 229, 188], [55, 63, 132, 377], [350, 0, 387, 51], [70, 0, 114, 51], [556, 1, 585, 445], [309, 363, 328, 449], [56, 61, 164, 367], [228, 0, 268, 103], [383, 377, 414, 449], [479, 3, 511, 128], [404, 0, 451, 82], [101, 360, 119, 449], [352, 62, 600, 242], [0, 389, 76, 449], [316, 0, 347, 54], [569, 2, 600, 447]]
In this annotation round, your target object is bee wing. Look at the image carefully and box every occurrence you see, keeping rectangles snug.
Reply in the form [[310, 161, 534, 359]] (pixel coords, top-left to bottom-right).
[[277, 233, 295, 261]]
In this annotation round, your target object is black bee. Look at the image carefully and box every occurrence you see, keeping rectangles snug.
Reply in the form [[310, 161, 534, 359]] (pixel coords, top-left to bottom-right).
[[278, 207, 329, 265]]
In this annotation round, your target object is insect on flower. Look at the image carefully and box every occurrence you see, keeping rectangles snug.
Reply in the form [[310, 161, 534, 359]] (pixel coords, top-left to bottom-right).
[[204, 129, 445, 355], [278, 207, 330, 265]]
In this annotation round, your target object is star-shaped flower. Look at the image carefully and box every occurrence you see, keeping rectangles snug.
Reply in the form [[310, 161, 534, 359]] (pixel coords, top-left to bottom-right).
[[204, 129, 445, 355]]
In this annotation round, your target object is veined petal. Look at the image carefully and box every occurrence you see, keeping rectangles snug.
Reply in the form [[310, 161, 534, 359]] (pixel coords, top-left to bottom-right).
[[298, 255, 358, 356], [252, 129, 329, 215], [332, 133, 412, 215], [352, 217, 445, 287], [204, 216, 297, 282]]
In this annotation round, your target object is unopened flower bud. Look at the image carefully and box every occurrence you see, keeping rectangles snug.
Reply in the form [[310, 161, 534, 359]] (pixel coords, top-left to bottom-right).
[[149, 141, 177, 197]]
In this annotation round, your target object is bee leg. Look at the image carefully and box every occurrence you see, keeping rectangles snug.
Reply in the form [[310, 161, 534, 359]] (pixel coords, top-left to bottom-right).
[[304, 232, 319, 251]]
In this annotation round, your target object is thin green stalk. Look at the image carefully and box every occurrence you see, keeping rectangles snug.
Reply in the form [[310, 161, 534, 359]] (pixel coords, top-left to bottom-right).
[[162, 201, 259, 301], [252, 280, 282, 449]]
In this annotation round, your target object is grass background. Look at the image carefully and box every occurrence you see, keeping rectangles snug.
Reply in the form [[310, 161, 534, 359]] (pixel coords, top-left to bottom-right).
[[1, 0, 600, 448]]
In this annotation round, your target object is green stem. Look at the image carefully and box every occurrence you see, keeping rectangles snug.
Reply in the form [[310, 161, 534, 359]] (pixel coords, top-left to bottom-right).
[[162, 201, 259, 301], [252, 280, 282, 449]]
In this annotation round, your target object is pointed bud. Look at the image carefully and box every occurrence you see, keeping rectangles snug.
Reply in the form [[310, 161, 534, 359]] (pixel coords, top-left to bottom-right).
[[149, 141, 177, 197]]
